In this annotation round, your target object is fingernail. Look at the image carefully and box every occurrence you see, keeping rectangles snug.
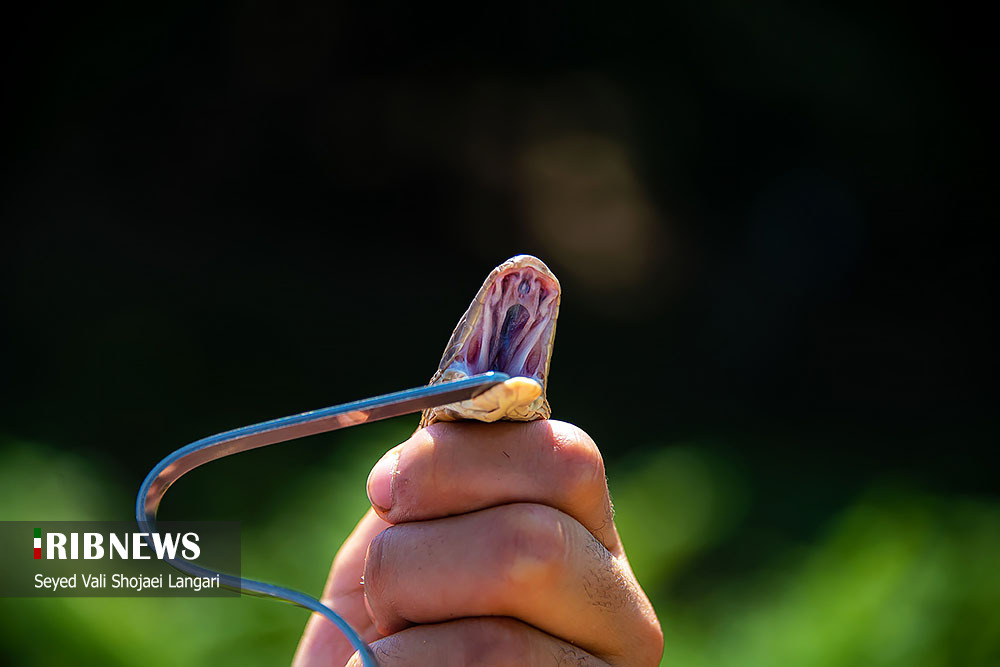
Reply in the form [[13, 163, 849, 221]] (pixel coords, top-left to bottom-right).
[[367, 448, 399, 511]]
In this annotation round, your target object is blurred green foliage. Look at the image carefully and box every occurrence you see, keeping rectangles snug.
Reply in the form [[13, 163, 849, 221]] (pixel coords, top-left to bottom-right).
[[2, 428, 997, 666], [614, 447, 1000, 667]]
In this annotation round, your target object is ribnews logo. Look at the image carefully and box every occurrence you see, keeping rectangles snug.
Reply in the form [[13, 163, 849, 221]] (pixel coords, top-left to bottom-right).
[[31, 526, 201, 561], [2, 521, 240, 598]]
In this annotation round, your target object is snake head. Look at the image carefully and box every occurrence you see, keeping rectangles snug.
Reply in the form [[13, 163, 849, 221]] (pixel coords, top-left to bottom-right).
[[420, 255, 561, 427]]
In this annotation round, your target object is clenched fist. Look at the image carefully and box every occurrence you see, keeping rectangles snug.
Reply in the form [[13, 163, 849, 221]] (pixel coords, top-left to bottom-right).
[[294, 420, 663, 666]]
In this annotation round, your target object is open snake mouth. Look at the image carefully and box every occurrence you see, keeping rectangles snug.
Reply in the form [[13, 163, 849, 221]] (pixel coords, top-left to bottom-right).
[[422, 255, 561, 426], [459, 264, 559, 384]]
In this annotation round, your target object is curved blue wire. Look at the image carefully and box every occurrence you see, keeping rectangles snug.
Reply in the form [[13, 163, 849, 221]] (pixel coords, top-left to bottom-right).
[[135, 372, 509, 667]]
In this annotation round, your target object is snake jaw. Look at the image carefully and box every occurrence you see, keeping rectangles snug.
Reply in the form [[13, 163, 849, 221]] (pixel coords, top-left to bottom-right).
[[421, 255, 560, 427]]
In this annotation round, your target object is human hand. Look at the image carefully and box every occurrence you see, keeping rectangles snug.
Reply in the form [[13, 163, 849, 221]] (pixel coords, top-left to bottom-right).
[[293, 419, 663, 666]]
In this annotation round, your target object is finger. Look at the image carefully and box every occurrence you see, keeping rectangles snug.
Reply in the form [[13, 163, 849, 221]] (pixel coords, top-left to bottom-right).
[[366, 419, 620, 553], [363, 503, 662, 663], [345, 617, 612, 667], [293, 509, 390, 667]]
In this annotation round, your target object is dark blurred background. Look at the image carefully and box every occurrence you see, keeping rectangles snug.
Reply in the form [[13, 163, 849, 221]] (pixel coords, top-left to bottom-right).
[[2, 2, 996, 665]]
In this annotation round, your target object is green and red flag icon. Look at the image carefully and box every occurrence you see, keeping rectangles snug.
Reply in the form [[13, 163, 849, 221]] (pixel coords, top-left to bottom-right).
[[34, 527, 41, 559]]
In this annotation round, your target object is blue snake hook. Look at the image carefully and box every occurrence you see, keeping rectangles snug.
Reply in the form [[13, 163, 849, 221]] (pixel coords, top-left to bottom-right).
[[136, 372, 510, 667]]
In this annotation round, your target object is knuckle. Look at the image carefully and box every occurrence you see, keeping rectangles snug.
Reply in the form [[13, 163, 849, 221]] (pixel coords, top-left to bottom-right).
[[363, 526, 415, 636], [638, 621, 666, 666], [548, 422, 607, 501], [407, 423, 439, 463], [388, 429, 443, 518], [363, 527, 393, 605], [628, 606, 665, 666], [458, 618, 531, 667], [493, 504, 569, 590]]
